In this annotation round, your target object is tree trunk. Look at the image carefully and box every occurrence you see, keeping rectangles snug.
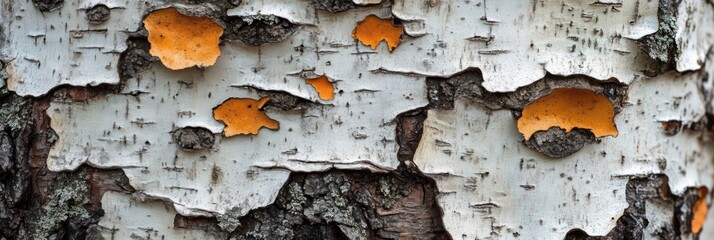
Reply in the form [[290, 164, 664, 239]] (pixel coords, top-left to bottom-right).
[[1, 0, 714, 239]]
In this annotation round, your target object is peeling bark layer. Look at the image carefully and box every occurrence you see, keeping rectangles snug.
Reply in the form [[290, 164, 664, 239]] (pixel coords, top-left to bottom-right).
[[565, 175, 706, 240], [0, 90, 134, 240], [414, 57, 714, 238], [1, 0, 714, 239]]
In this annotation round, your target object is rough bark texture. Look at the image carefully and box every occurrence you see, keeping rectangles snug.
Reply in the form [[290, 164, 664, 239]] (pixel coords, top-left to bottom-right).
[[228, 170, 448, 240], [0, 82, 448, 239], [1, 58, 711, 240], [1, 0, 714, 239], [565, 175, 704, 240], [0, 80, 134, 240], [0, 60, 447, 239]]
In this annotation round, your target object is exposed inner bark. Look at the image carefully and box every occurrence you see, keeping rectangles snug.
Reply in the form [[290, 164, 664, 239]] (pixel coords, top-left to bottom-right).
[[222, 15, 300, 46], [314, 0, 356, 13], [565, 175, 705, 239], [228, 170, 450, 240], [118, 37, 157, 81], [0, 77, 449, 239], [0, 90, 134, 239], [523, 127, 597, 158], [1, 0, 713, 239], [254, 89, 321, 112], [31, 0, 63, 12], [395, 108, 427, 163], [638, 0, 679, 73], [425, 69, 627, 111], [426, 69, 627, 157], [85, 4, 111, 24], [172, 127, 216, 151]]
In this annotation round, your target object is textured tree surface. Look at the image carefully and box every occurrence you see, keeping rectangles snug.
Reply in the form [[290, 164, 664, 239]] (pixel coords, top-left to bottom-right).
[[1, 0, 714, 239]]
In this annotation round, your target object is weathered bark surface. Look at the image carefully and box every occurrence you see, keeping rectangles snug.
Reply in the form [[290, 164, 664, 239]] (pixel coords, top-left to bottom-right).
[[565, 175, 702, 240], [0, 61, 445, 239], [1, 0, 714, 239], [227, 170, 448, 239], [0, 87, 447, 240], [0, 76, 136, 239]]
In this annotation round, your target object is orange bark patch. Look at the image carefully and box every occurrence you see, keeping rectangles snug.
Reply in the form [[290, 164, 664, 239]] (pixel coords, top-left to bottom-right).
[[692, 187, 709, 233], [143, 8, 223, 70], [352, 14, 403, 52], [305, 75, 334, 100], [517, 88, 618, 140], [213, 97, 279, 136]]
